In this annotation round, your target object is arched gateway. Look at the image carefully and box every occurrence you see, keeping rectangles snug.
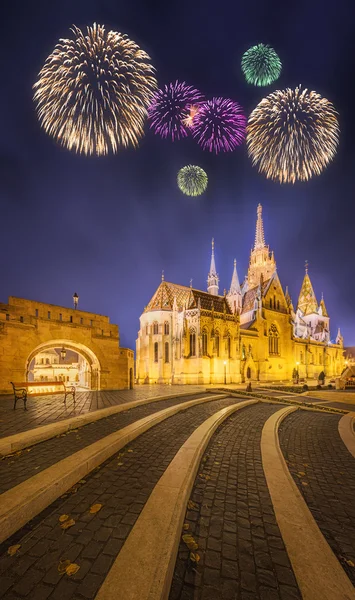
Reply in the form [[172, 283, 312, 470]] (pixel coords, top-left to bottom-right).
[[0, 297, 134, 394]]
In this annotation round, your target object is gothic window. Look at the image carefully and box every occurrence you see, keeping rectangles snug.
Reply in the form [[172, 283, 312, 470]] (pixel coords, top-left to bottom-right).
[[59, 313, 62, 321], [215, 334, 220, 357], [242, 344, 246, 359], [190, 330, 196, 357], [70, 316, 73, 323], [273, 296, 276, 309], [227, 336, 231, 358], [277, 300, 280, 310], [20, 316, 24, 323], [300, 351, 304, 364], [154, 342, 158, 363], [48, 311, 51, 319], [164, 342, 169, 363], [153, 322, 159, 335], [35, 309, 38, 317], [247, 367, 251, 379], [202, 330, 208, 356], [164, 322, 169, 335], [268, 324, 280, 355], [46, 358, 50, 365], [270, 298, 272, 309], [146, 325, 149, 335]]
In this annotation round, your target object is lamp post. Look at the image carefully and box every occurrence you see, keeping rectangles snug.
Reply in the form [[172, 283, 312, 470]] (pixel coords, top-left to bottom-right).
[[60, 346, 66, 361], [223, 360, 227, 385], [73, 292, 79, 310]]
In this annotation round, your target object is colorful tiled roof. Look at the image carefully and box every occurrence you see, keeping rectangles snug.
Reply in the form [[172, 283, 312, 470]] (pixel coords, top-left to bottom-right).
[[144, 281, 232, 314]]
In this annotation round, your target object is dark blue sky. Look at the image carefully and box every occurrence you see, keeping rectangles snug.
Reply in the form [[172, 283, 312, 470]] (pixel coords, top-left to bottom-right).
[[1, 0, 354, 349]]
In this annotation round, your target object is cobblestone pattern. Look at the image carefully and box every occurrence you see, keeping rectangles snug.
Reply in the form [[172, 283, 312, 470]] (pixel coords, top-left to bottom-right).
[[0, 396, 244, 599], [0, 393, 215, 494], [320, 402, 355, 412], [0, 385, 206, 438], [170, 403, 302, 600], [279, 410, 355, 586]]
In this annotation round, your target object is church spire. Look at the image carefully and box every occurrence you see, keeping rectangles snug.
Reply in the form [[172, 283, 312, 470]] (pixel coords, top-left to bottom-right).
[[319, 292, 329, 317], [297, 262, 318, 315], [207, 238, 219, 296], [227, 259, 242, 313], [254, 203, 266, 249]]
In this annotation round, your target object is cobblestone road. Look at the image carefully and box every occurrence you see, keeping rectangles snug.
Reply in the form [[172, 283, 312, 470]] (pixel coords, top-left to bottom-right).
[[170, 403, 301, 600], [0, 385, 206, 438], [0, 396, 246, 599], [0, 393, 216, 493], [279, 410, 355, 585]]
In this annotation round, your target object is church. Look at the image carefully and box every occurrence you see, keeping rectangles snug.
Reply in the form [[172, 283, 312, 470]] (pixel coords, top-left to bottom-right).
[[136, 204, 344, 385]]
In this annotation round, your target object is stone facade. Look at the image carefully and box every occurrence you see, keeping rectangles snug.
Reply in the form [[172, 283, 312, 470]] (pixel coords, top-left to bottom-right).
[[136, 204, 344, 385], [0, 297, 134, 394]]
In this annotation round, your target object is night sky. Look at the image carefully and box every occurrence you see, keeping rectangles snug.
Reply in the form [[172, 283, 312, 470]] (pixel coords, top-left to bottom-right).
[[1, 0, 354, 350]]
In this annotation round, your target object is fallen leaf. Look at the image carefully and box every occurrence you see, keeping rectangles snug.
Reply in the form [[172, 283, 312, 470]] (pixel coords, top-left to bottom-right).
[[61, 518, 76, 530], [190, 552, 200, 563], [183, 523, 189, 531], [182, 534, 198, 551], [66, 563, 80, 576], [89, 503, 102, 514], [59, 515, 70, 523], [7, 544, 21, 556], [58, 559, 71, 573]]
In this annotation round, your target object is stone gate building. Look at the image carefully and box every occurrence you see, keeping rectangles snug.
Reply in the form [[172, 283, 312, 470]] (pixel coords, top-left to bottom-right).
[[0, 297, 134, 394]]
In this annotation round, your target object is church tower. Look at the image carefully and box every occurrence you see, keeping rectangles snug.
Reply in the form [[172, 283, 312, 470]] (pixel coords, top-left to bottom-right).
[[247, 204, 276, 288], [297, 262, 318, 315], [227, 259, 242, 313], [207, 238, 219, 295]]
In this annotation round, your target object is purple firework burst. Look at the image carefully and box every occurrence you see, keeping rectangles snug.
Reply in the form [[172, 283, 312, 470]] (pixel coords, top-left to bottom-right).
[[147, 81, 204, 141], [191, 97, 247, 153]]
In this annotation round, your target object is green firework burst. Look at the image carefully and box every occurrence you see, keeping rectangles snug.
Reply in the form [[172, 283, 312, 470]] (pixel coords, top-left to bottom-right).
[[241, 44, 281, 87], [177, 165, 208, 196]]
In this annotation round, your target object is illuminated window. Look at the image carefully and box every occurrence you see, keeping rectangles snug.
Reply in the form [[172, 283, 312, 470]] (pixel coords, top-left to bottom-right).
[[164, 322, 169, 335], [35, 309, 38, 317], [154, 342, 158, 362], [164, 342, 169, 363], [202, 330, 208, 356], [190, 331, 196, 356], [48, 311, 51, 319], [268, 324, 280, 355]]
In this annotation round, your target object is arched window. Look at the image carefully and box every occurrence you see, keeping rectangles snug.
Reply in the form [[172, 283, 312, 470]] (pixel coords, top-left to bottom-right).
[[164, 322, 169, 335], [202, 330, 208, 356], [164, 342, 169, 362], [268, 324, 280, 355], [190, 330, 196, 357], [277, 300, 280, 310], [154, 342, 158, 362], [215, 333, 220, 357], [273, 295, 276, 309], [146, 325, 149, 335], [227, 336, 231, 358], [153, 322, 159, 335], [270, 298, 272, 309], [46, 358, 50, 365], [242, 344, 246, 359], [247, 367, 251, 379]]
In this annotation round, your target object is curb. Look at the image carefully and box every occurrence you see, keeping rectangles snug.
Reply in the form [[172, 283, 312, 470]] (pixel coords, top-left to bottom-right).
[[95, 399, 258, 600], [261, 406, 355, 600], [0, 390, 208, 456], [338, 413, 355, 459], [0, 393, 226, 544]]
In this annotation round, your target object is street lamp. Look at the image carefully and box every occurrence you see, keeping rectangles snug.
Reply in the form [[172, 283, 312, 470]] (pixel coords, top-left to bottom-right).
[[60, 346, 67, 361], [223, 360, 227, 385], [73, 292, 79, 310]]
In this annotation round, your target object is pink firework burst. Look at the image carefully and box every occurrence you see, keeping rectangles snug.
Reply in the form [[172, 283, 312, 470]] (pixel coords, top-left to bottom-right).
[[147, 81, 204, 141], [191, 97, 247, 153]]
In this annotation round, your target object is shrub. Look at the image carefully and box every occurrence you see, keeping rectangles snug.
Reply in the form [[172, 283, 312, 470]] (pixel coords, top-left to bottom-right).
[[302, 384, 309, 391]]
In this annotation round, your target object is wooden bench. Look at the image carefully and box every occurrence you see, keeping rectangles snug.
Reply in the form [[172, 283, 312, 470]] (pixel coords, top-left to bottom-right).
[[10, 381, 76, 410]]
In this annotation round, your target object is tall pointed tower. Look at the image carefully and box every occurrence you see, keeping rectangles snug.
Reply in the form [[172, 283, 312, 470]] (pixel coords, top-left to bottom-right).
[[247, 204, 276, 288], [207, 238, 219, 295], [227, 259, 242, 313], [297, 262, 318, 315]]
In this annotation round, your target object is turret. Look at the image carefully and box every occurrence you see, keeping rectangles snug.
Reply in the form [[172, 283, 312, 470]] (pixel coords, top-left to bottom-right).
[[227, 259, 242, 313], [207, 238, 219, 295], [247, 204, 276, 288]]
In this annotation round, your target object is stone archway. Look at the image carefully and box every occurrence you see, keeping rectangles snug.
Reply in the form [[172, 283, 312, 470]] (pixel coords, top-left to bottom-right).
[[25, 339, 101, 391], [244, 357, 257, 382]]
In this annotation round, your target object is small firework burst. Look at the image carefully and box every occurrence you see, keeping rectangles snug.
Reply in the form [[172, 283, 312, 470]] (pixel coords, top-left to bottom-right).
[[33, 23, 157, 155], [247, 86, 339, 183], [148, 81, 203, 141], [241, 43, 281, 86], [177, 165, 208, 196], [191, 97, 246, 154]]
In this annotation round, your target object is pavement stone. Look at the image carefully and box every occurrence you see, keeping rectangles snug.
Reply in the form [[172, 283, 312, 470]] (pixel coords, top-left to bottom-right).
[[169, 403, 302, 600], [0, 395, 245, 599], [0, 385, 206, 438], [0, 392, 212, 493], [279, 410, 355, 586]]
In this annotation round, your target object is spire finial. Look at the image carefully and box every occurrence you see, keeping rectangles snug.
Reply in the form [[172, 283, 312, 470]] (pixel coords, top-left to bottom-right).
[[321, 291, 324, 301], [161, 270, 164, 282], [212, 237, 214, 251], [190, 278, 193, 288], [305, 260, 309, 275], [254, 203, 266, 250], [207, 238, 219, 295], [234, 258, 236, 268]]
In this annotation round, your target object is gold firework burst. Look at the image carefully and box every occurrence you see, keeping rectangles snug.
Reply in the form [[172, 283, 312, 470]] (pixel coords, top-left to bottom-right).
[[33, 23, 157, 155]]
